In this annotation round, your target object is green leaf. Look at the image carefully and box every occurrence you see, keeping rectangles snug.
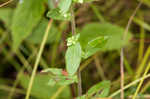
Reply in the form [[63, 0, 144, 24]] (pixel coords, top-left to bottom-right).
[[87, 80, 110, 98], [42, 68, 78, 86], [47, 8, 71, 20], [54, 75, 78, 85], [41, 68, 63, 75], [11, 0, 45, 50], [79, 22, 132, 52], [26, 19, 58, 44], [82, 36, 109, 59], [65, 42, 82, 75], [20, 73, 71, 99], [0, 8, 13, 28], [58, 0, 72, 14]]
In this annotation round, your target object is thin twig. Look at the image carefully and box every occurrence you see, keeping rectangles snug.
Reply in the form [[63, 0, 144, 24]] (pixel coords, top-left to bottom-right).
[[120, 49, 124, 99], [77, 69, 82, 96], [71, 4, 82, 96], [120, 1, 142, 99], [122, 2, 143, 40], [0, 0, 13, 8], [25, 19, 53, 99], [71, 5, 76, 35]]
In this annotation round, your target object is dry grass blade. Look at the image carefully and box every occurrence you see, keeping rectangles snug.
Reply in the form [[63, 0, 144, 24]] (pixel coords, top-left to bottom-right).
[[0, 0, 13, 8]]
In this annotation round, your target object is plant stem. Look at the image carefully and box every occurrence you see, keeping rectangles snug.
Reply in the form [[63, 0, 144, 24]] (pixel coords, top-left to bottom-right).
[[71, 4, 82, 96], [78, 69, 82, 96], [25, 19, 53, 99], [120, 1, 142, 99], [120, 48, 124, 99], [71, 5, 76, 35]]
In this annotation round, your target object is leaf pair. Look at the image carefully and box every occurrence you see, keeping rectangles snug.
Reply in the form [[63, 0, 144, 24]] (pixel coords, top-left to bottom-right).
[[47, 0, 72, 20], [65, 22, 132, 76], [42, 68, 78, 86], [65, 34, 108, 76], [82, 36, 109, 59], [47, 0, 91, 20]]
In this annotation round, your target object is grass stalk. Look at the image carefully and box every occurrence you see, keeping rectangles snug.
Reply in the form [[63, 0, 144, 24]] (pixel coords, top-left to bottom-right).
[[25, 19, 53, 99], [51, 86, 66, 99], [138, 19, 145, 63], [132, 50, 150, 99], [135, 46, 150, 79]]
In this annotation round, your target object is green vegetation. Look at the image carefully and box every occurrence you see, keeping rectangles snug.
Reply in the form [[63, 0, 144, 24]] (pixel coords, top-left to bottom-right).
[[0, 0, 150, 99]]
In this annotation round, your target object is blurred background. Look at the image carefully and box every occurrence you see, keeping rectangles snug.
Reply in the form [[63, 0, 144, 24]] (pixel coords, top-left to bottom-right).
[[0, 0, 150, 99]]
